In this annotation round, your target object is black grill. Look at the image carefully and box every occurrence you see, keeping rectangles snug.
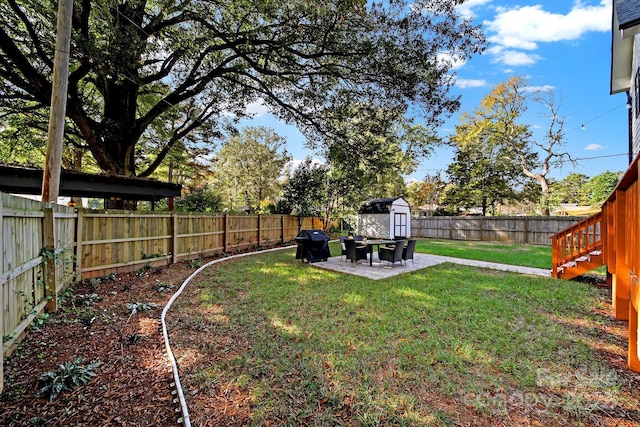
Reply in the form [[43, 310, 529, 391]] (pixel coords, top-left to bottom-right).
[[295, 229, 331, 262]]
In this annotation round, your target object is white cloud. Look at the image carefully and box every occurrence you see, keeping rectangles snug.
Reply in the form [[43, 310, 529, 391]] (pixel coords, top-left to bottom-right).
[[585, 143, 605, 151], [456, 0, 493, 19], [285, 158, 325, 173], [245, 100, 270, 117], [437, 52, 466, 70], [222, 99, 270, 118], [488, 46, 540, 66], [486, 1, 610, 50], [485, 1, 610, 66], [522, 84, 554, 93], [455, 78, 487, 88]]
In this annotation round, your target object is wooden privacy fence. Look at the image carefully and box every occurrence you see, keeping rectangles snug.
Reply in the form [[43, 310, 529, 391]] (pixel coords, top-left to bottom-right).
[[78, 211, 321, 278], [0, 192, 321, 393], [1, 193, 76, 392], [411, 216, 583, 246]]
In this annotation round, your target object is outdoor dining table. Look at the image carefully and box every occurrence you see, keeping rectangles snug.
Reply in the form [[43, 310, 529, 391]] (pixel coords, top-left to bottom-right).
[[359, 239, 397, 266]]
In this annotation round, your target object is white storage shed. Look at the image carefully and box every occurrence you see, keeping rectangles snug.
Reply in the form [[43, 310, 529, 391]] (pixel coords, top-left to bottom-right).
[[357, 197, 411, 239]]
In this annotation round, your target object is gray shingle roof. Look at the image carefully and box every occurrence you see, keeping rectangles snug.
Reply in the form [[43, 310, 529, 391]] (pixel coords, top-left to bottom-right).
[[616, 0, 640, 30], [358, 197, 407, 214]]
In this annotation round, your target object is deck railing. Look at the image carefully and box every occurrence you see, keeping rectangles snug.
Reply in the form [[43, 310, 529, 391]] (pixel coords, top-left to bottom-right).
[[550, 212, 602, 278]]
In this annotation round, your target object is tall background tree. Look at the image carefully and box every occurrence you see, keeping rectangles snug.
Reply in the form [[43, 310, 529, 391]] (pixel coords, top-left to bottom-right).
[[0, 0, 485, 204], [213, 127, 291, 212], [174, 184, 223, 213], [547, 171, 621, 212], [587, 171, 622, 206], [442, 141, 524, 216], [548, 173, 590, 207], [280, 159, 333, 222], [406, 173, 446, 216], [321, 103, 439, 192], [449, 76, 572, 215]]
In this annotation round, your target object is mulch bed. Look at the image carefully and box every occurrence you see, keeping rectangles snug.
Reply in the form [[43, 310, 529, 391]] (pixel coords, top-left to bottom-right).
[[0, 260, 198, 426]]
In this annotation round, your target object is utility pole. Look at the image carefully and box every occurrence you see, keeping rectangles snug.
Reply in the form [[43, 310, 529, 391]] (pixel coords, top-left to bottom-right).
[[42, 0, 73, 203]]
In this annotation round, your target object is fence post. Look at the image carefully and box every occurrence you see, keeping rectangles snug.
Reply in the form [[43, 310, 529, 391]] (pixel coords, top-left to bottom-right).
[[171, 213, 178, 264], [75, 209, 83, 282], [448, 217, 453, 240], [614, 190, 630, 320], [551, 234, 558, 277], [0, 198, 4, 393], [223, 214, 229, 253], [523, 217, 529, 244], [281, 215, 285, 244], [43, 208, 58, 313], [258, 214, 262, 247]]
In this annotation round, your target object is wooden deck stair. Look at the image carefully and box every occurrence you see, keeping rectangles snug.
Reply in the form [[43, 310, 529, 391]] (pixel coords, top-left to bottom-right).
[[551, 212, 604, 280]]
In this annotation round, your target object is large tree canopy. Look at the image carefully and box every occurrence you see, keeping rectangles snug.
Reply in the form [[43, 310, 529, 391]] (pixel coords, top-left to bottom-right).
[[449, 76, 572, 215], [0, 0, 485, 179], [443, 140, 524, 216]]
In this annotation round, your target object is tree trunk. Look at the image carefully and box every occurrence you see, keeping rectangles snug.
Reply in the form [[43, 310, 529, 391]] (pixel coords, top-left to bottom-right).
[[537, 176, 550, 215]]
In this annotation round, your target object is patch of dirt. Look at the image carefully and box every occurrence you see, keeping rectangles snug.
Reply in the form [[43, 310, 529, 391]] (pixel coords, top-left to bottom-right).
[[572, 273, 608, 287]]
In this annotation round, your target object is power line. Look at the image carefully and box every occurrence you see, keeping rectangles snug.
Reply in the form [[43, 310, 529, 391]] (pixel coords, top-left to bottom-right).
[[568, 103, 627, 133], [572, 152, 628, 161]]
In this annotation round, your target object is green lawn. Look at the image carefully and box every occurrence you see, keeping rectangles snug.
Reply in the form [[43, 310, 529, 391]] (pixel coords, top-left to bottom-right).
[[169, 247, 637, 426], [409, 238, 551, 269]]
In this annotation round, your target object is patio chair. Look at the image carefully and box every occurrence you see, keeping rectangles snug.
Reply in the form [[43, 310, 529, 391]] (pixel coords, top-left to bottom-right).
[[385, 237, 406, 249], [344, 238, 368, 265], [402, 239, 417, 265], [378, 241, 404, 267]]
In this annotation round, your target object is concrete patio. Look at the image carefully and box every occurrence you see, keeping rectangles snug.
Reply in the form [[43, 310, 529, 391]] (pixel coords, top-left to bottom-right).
[[311, 252, 550, 280]]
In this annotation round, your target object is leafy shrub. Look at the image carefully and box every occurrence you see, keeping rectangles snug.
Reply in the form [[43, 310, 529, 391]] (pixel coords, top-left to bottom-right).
[[37, 358, 101, 401], [187, 257, 202, 268], [29, 313, 51, 330], [152, 282, 174, 293], [174, 184, 222, 212], [75, 293, 102, 306], [125, 302, 158, 315], [76, 307, 98, 326]]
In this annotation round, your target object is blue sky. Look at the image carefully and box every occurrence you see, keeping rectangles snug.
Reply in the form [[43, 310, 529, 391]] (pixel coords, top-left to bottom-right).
[[240, 0, 627, 182]]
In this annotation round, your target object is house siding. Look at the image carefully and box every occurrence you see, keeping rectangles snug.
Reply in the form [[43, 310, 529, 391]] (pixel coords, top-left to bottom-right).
[[606, 0, 640, 373], [633, 34, 640, 157]]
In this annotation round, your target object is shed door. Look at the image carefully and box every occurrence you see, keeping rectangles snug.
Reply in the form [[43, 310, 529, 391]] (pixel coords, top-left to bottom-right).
[[394, 213, 407, 238]]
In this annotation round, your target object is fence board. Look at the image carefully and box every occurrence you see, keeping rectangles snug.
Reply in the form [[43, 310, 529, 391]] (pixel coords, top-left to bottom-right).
[[411, 216, 582, 246], [261, 215, 284, 246], [1, 194, 75, 351], [76, 212, 317, 277]]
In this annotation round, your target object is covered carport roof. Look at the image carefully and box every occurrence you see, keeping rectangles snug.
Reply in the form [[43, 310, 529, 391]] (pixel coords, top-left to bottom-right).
[[0, 164, 181, 201]]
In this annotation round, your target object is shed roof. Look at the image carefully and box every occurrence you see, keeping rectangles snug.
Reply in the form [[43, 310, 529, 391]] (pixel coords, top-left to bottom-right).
[[0, 164, 181, 201], [358, 197, 408, 214]]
